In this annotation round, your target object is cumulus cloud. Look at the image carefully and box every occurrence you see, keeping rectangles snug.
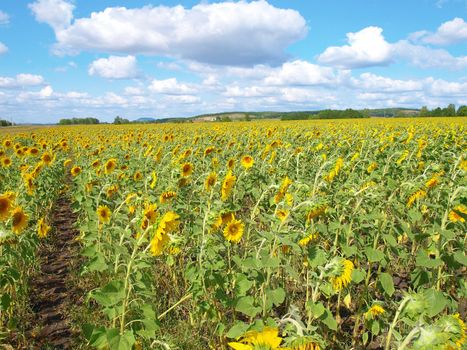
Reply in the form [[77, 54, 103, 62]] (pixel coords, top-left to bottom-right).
[[351, 73, 424, 93], [0, 10, 9, 25], [88, 55, 138, 79], [0, 42, 7, 55], [417, 18, 467, 45], [0, 74, 44, 88], [29, 0, 74, 31], [149, 78, 197, 95], [38, 1, 307, 66], [318, 27, 393, 69], [318, 25, 467, 70]]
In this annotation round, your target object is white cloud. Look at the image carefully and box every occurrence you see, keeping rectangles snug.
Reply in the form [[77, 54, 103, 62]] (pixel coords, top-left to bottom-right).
[[0, 74, 44, 88], [44, 1, 307, 66], [318, 24, 467, 70], [124, 86, 144, 95], [17, 85, 54, 101], [88, 55, 138, 79], [164, 95, 200, 104], [352, 73, 424, 92], [0, 42, 7, 55], [149, 78, 197, 95], [263, 60, 345, 86], [393, 40, 467, 69], [419, 18, 467, 45], [0, 10, 9, 25], [318, 27, 393, 69], [29, 0, 74, 31]]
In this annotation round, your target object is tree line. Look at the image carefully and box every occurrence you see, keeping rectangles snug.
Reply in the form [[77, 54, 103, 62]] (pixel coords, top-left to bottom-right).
[[58, 117, 100, 125], [0, 120, 13, 127], [419, 104, 466, 117]]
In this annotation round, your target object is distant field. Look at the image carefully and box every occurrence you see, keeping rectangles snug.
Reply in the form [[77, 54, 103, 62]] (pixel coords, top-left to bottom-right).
[[0, 117, 466, 349]]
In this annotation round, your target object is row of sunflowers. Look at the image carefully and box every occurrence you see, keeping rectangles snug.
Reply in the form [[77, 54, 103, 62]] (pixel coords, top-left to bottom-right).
[[0, 117, 466, 349]]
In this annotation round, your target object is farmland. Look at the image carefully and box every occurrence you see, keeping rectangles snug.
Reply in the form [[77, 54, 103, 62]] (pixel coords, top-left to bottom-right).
[[0, 117, 465, 349]]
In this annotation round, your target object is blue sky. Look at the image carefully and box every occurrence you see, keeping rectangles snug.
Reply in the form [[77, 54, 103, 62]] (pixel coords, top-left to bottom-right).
[[0, 0, 466, 123]]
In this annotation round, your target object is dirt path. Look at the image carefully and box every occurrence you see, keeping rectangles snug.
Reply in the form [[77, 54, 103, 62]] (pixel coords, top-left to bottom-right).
[[27, 195, 81, 349]]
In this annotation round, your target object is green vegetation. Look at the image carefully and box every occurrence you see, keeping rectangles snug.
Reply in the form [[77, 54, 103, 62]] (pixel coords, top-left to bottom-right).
[[0, 119, 13, 127], [419, 104, 466, 117], [58, 117, 100, 125]]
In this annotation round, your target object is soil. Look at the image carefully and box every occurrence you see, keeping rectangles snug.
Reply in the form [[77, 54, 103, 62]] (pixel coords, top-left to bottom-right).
[[25, 195, 81, 349]]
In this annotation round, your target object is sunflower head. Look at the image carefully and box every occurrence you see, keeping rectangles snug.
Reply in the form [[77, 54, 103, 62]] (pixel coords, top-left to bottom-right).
[[223, 219, 244, 243], [160, 191, 177, 204], [97, 205, 111, 224], [37, 217, 51, 238], [181, 162, 194, 177], [71, 166, 82, 177], [241, 155, 254, 169], [0, 194, 12, 221], [1, 157, 12, 168], [205, 172, 217, 192], [104, 158, 117, 174], [11, 207, 28, 234]]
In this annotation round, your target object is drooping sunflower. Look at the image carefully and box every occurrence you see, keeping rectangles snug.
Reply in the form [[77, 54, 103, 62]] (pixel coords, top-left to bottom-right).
[[205, 172, 217, 192], [63, 159, 72, 167], [274, 176, 293, 204], [0, 193, 12, 221], [448, 205, 467, 223], [276, 209, 289, 223], [11, 207, 28, 234], [181, 162, 194, 177], [223, 218, 244, 243], [143, 204, 158, 224], [160, 191, 177, 204], [227, 158, 235, 170], [104, 158, 117, 174], [298, 232, 319, 247], [71, 166, 82, 177], [97, 205, 111, 224], [23, 173, 35, 195], [406, 189, 426, 208], [307, 204, 327, 222], [228, 327, 283, 350], [221, 171, 236, 201], [241, 155, 254, 170], [149, 171, 157, 189], [37, 217, 51, 238], [150, 211, 180, 256], [365, 304, 385, 319], [330, 258, 354, 291]]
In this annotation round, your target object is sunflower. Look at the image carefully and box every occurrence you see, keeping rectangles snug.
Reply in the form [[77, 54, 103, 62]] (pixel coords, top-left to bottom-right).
[[133, 171, 143, 181], [143, 204, 158, 224], [227, 158, 235, 170], [241, 155, 254, 169], [150, 211, 180, 256], [150, 171, 157, 189], [97, 205, 111, 224], [181, 162, 194, 177], [205, 172, 217, 192], [40, 152, 54, 165], [106, 184, 119, 198], [3, 139, 12, 148], [365, 304, 385, 319], [71, 166, 82, 177], [160, 191, 177, 204], [37, 217, 51, 238], [223, 219, 244, 243], [298, 232, 319, 247], [0, 194, 12, 221], [367, 162, 378, 173], [448, 205, 467, 223], [274, 176, 293, 204], [221, 171, 236, 201], [330, 259, 354, 291], [276, 209, 289, 223], [228, 327, 283, 350], [1, 156, 11, 168], [23, 173, 35, 195], [104, 158, 117, 174], [91, 159, 100, 168], [63, 159, 72, 167], [11, 207, 28, 234], [406, 189, 426, 208], [307, 204, 327, 222]]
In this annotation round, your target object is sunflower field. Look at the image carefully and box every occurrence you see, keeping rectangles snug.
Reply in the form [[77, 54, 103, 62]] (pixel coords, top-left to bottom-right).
[[0, 117, 466, 349]]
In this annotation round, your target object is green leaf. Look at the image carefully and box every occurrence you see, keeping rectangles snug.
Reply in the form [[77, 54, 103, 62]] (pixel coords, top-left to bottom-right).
[[268, 288, 285, 307], [306, 301, 325, 318], [453, 251, 467, 266], [365, 247, 385, 263], [82, 324, 108, 348], [351, 269, 366, 284], [86, 254, 108, 272], [226, 321, 249, 338], [379, 273, 395, 297], [235, 274, 254, 296], [0, 294, 11, 311], [92, 280, 125, 307], [423, 289, 447, 317], [235, 296, 261, 318], [416, 251, 443, 268], [319, 308, 337, 331], [106, 329, 135, 350]]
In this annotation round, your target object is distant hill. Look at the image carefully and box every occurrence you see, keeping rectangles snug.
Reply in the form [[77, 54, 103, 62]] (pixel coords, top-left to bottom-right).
[[133, 117, 157, 123]]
